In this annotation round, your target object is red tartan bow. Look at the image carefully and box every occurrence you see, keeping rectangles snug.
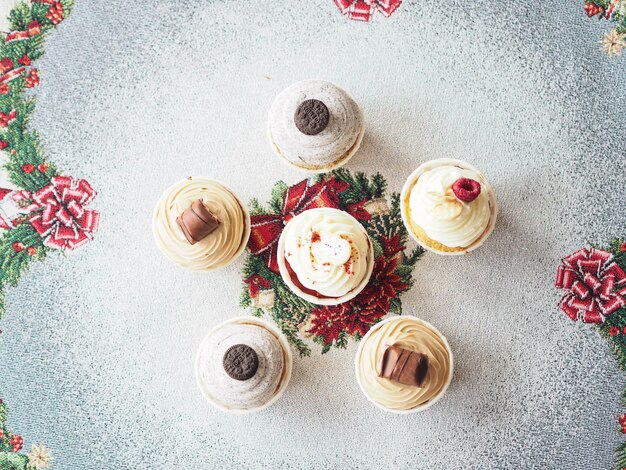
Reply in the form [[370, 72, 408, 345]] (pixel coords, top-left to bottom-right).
[[556, 248, 626, 323], [29, 176, 100, 250], [247, 177, 348, 273], [334, 0, 402, 21]]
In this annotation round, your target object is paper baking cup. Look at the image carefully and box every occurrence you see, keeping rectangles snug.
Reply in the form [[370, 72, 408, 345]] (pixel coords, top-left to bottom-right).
[[400, 158, 498, 255], [194, 316, 293, 414], [267, 80, 365, 174], [152, 177, 251, 271], [276, 208, 374, 306], [354, 316, 454, 414]]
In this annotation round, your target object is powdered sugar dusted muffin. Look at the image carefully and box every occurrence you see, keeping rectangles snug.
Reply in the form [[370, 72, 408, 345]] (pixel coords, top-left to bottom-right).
[[152, 177, 250, 270], [195, 316, 293, 413], [277, 208, 374, 305], [400, 159, 497, 255], [267, 80, 365, 172]]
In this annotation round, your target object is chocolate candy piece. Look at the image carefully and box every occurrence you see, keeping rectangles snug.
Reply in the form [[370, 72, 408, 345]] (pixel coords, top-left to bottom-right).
[[379, 345, 429, 387], [294, 99, 330, 135], [223, 344, 259, 381], [176, 199, 219, 245]]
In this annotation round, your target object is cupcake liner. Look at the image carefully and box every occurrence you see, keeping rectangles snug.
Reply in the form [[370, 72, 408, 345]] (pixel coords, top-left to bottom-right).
[[194, 316, 293, 414], [152, 177, 251, 271], [276, 208, 375, 306], [267, 79, 365, 174], [354, 316, 454, 414], [400, 158, 498, 256]]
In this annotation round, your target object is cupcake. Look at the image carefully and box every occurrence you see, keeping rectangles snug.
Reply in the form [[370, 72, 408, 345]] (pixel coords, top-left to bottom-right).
[[267, 80, 365, 173], [277, 208, 374, 305], [195, 316, 293, 413], [400, 158, 497, 255], [152, 177, 250, 270], [355, 316, 453, 413]]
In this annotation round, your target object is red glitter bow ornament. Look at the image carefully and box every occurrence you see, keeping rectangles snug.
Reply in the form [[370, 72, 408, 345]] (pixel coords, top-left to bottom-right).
[[29, 176, 100, 250], [334, 0, 402, 22], [247, 177, 348, 273], [555, 248, 626, 323]]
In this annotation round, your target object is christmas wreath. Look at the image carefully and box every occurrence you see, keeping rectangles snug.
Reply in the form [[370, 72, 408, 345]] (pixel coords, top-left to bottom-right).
[[0, 1, 99, 468], [240, 169, 424, 356], [555, 239, 626, 469]]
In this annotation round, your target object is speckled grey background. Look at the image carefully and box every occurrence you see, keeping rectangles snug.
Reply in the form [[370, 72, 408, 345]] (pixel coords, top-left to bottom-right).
[[1, 0, 625, 469]]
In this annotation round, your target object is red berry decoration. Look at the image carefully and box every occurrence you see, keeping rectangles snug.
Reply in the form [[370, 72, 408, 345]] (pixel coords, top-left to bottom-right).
[[0, 84, 8, 95], [22, 163, 35, 174], [17, 55, 31, 66], [452, 178, 482, 202], [609, 325, 620, 336], [46, 1, 64, 25], [12, 242, 24, 252], [9, 434, 22, 452], [0, 140, 8, 150], [0, 57, 13, 75], [621, 242, 626, 252], [27, 247, 36, 256], [37, 163, 48, 173], [0, 429, 4, 439]]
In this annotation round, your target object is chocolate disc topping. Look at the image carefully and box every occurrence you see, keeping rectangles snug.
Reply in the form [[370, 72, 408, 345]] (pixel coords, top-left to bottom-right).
[[176, 199, 220, 245], [379, 345, 429, 387], [223, 344, 259, 381], [294, 99, 330, 136]]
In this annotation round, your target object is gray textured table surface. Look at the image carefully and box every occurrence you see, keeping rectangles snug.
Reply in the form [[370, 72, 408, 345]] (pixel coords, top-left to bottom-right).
[[2, 1, 626, 469]]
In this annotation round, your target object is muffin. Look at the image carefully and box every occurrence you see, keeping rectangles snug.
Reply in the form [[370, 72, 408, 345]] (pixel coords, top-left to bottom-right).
[[195, 316, 293, 413], [277, 208, 373, 305], [355, 316, 453, 413], [152, 177, 250, 270], [400, 158, 497, 255], [267, 80, 365, 172]]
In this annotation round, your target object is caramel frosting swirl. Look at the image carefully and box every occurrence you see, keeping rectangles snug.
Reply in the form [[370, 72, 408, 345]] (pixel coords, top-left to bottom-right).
[[281, 208, 371, 299], [195, 318, 291, 412], [408, 165, 492, 248], [152, 178, 249, 271], [356, 316, 452, 411]]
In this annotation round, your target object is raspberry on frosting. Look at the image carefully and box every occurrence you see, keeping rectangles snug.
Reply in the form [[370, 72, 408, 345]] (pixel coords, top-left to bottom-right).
[[452, 178, 481, 202]]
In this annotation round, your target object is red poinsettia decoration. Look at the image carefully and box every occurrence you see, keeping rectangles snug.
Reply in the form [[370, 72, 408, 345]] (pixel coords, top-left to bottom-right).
[[29, 176, 100, 250], [307, 256, 410, 343], [555, 248, 626, 323], [346, 197, 371, 221], [248, 177, 348, 273], [243, 274, 271, 299]]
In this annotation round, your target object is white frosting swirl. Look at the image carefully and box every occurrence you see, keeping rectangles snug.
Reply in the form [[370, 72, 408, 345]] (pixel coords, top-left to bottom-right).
[[281, 208, 370, 298], [196, 319, 289, 412], [268, 80, 364, 171], [356, 316, 452, 412], [152, 177, 249, 270], [408, 165, 491, 248]]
